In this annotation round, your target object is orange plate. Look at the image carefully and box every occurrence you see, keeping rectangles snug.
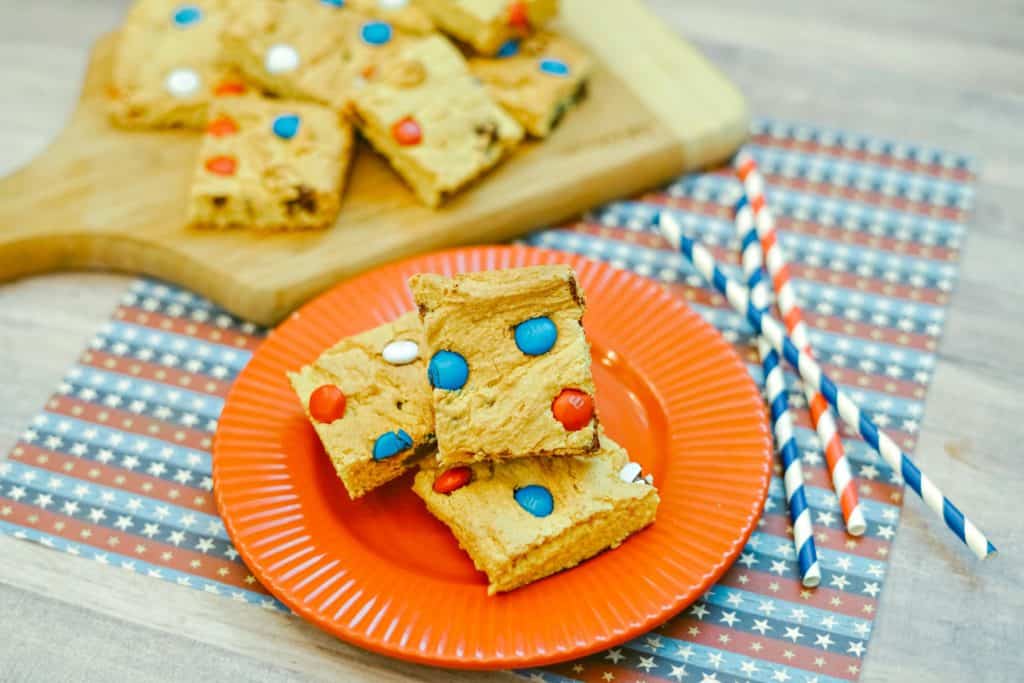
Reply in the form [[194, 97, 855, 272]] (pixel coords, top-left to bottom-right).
[[214, 245, 771, 670]]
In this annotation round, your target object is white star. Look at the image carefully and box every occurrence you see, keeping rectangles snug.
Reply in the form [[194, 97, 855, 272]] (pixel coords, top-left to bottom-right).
[[834, 556, 853, 572], [167, 530, 186, 546], [725, 591, 743, 608], [758, 600, 776, 615], [637, 656, 656, 672], [783, 626, 804, 642], [770, 560, 787, 575], [814, 633, 835, 650], [862, 581, 881, 597], [87, 508, 106, 523], [847, 641, 866, 657], [719, 610, 739, 627], [790, 608, 808, 622], [604, 649, 624, 664], [707, 652, 723, 669], [33, 493, 54, 509], [830, 574, 850, 590], [738, 552, 757, 568], [114, 515, 133, 531], [771, 669, 790, 682], [675, 644, 694, 661], [668, 664, 688, 681], [877, 525, 895, 539], [739, 661, 760, 676], [62, 500, 80, 515], [751, 619, 772, 635], [700, 673, 719, 682], [645, 635, 663, 650], [689, 603, 709, 620], [820, 615, 838, 630]]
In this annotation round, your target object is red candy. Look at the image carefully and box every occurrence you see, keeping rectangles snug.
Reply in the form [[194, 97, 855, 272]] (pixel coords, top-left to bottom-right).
[[206, 115, 238, 137], [214, 80, 247, 96], [507, 0, 529, 29], [309, 385, 347, 423], [551, 388, 594, 431], [204, 155, 237, 176], [391, 116, 422, 146], [432, 466, 472, 494]]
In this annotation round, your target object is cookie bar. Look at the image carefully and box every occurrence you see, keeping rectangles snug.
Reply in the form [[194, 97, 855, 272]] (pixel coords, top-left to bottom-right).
[[418, 0, 558, 55], [287, 313, 435, 499], [469, 31, 591, 137], [413, 435, 659, 594], [221, 0, 412, 111], [187, 96, 354, 230], [348, 0, 436, 34], [109, 0, 240, 129], [410, 264, 598, 464], [351, 34, 523, 206]]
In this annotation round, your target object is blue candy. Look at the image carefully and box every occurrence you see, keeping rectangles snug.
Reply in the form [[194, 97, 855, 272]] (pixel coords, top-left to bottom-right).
[[428, 351, 468, 390], [514, 316, 557, 356], [320, 0, 345, 6], [496, 39, 520, 58], [514, 485, 554, 518], [172, 5, 202, 27], [373, 429, 413, 460], [272, 114, 301, 140], [539, 58, 570, 77], [361, 21, 393, 45]]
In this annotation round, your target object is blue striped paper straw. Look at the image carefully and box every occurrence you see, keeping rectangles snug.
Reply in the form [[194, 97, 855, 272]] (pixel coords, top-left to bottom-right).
[[660, 211, 996, 560], [736, 206, 821, 586]]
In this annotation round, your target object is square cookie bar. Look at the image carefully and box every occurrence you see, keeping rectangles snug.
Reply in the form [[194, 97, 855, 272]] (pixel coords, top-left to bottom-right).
[[351, 34, 524, 206], [469, 31, 592, 137], [413, 435, 659, 594], [187, 96, 354, 230], [221, 0, 412, 111], [410, 264, 598, 464], [419, 0, 558, 55], [287, 312, 435, 499], [109, 0, 240, 129]]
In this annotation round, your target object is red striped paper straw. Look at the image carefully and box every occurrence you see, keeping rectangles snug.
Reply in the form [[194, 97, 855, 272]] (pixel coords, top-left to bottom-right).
[[735, 153, 868, 537]]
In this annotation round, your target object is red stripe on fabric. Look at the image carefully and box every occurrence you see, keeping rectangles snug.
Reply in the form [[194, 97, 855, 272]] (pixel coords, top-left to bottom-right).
[[641, 196, 961, 261], [715, 567, 879, 619], [80, 350, 231, 398], [115, 306, 263, 351], [758, 512, 893, 558], [750, 134, 975, 183], [568, 223, 953, 307], [0, 500, 265, 592], [8, 443, 216, 515], [45, 396, 212, 451], [661, 617, 862, 679]]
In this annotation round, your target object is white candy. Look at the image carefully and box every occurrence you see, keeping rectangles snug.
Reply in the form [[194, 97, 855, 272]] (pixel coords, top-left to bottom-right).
[[265, 44, 300, 74], [618, 462, 642, 483], [378, 0, 409, 7], [644, 473, 654, 485], [382, 340, 419, 365], [164, 68, 200, 97]]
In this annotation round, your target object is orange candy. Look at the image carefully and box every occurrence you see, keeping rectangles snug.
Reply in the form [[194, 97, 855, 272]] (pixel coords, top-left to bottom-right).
[[391, 116, 422, 146], [507, 1, 529, 29], [206, 115, 238, 137], [214, 80, 247, 96], [551, 388, 594, 431], [432, 466, 472, 494], [204, 155, 237, 176], [309, 385, 347, 423]]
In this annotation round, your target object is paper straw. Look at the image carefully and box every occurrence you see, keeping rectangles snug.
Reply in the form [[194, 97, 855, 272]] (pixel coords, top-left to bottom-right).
[[660, 211, 997, 561], [733, 166, 868, 537], [736, 209, 821, 587]]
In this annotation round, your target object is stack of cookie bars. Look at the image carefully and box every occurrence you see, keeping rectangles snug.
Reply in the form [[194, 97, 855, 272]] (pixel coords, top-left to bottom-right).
[[289, 264, 659, 594], [108, 0, 594, 228]]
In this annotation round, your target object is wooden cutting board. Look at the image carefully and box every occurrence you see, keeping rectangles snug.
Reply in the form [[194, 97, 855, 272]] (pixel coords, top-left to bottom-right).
[[0, 0, 747, 326]]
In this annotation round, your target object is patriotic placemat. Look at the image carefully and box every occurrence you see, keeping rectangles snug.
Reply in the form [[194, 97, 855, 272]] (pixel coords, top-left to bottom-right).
[[0, 118, 975, 682]]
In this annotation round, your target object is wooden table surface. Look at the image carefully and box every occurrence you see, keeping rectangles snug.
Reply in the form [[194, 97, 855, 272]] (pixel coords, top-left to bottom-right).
[[1, 1, 1021, 681]]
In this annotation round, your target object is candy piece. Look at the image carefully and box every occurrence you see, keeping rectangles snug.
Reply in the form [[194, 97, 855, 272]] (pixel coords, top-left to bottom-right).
[[204, 155, 237, 176], [214, 80, 247, 96], [378, 0, 409, 7], [507, 1, 529, 29], [309, 384, 347, 423], [272, 114, 301, 140], [539, 58, 569, 77], [172, 5, 202, 27], [373, 429, 413, 460], [265, 44, 300, 74], [382, 340, 419, 365], [361, 21, 393, 45], [206, 115, 238, 137], [391, 116, 422, 146], [551, 388, 594, 431], [514, 316, 557, 356], [514, 484, 553, 518], [320, 0, 345, 6], [432, 466, 472, 494], [618, 461, 642, 483], [496, 39, 520, 58], [428, 350, 468, 390], [165, 68, 201, 97]]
